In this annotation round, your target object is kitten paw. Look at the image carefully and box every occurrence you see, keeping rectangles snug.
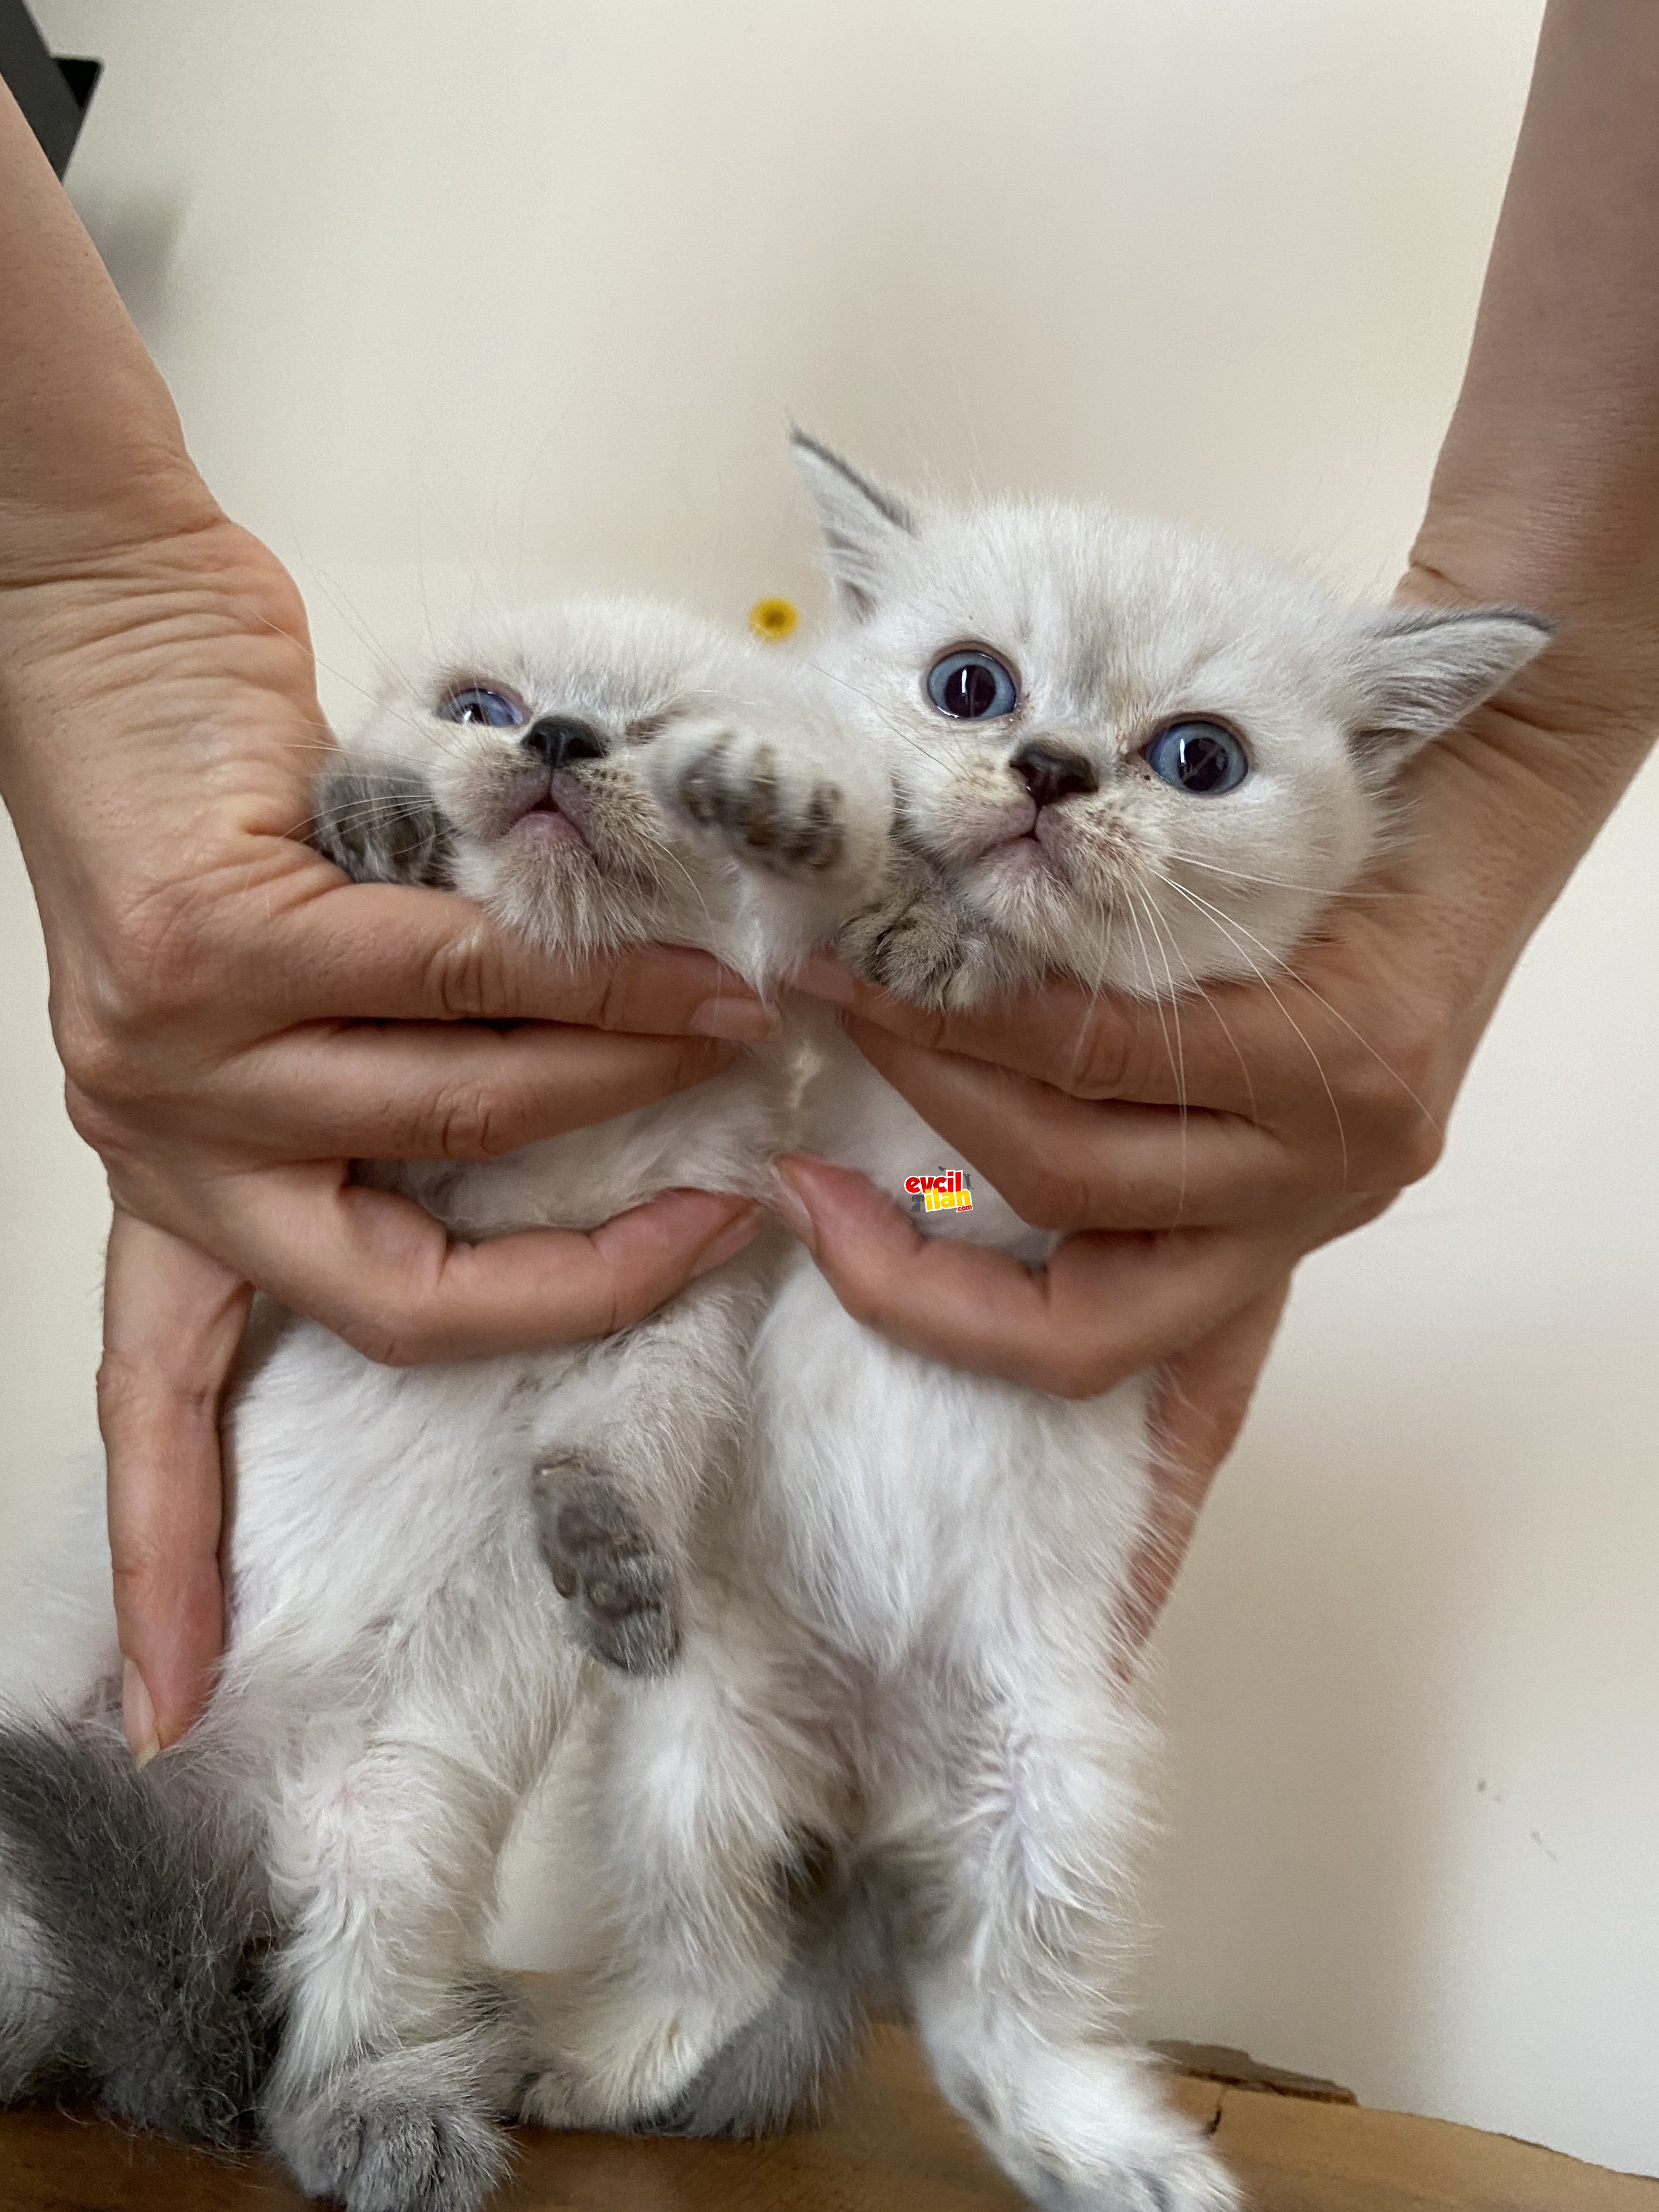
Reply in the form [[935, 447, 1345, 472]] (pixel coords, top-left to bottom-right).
[[533, 1463, 681, 1676], [838, 893, 972, 1006], [1022, 2145, 1240, 2212], [273, 2077, 509, 2212], [676, 727, 848, 876], [314, 765, 453, 887], [946, 2049, 1240, 2212]]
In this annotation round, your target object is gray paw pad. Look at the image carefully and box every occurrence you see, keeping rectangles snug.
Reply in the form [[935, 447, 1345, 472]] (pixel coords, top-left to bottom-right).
[[534, 1465, 680, 1676], [679, 733, 845, 873]]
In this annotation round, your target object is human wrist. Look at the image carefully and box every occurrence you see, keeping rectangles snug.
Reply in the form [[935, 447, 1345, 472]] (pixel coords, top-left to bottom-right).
[[1395, 533, 1658, 821], [0, 509, 315, 783]]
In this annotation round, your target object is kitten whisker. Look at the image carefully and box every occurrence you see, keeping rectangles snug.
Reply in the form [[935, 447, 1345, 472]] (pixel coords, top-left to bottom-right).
[[1147, 868, 1350, 1183], [1127, 890, 1191, 1220], [1160, 849, 1391, 902], [1149, 866, 1441, 1146], [794, 654, 960, 782], [1120, 891, 1188, 1171]]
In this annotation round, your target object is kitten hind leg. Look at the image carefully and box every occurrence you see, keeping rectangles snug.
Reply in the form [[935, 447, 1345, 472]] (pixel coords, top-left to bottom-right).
[[895, 1685, 1239, 2212], [258, 1575, 571, 2212], [519, 1611, 838, 2131], [643, 1854, 885, 2138]]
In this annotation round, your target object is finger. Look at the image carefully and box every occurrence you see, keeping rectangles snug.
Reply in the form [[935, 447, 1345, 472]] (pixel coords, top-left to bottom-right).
[[210, 1169, 763, 1364], [844, 1021, 1307, 1231], [272, 873, 774, 1036], [208, 1022, 741, 1162], [773, 1154, 1291, 1399], [99, 1211, 253, 1757], [797, 954, 1340, 1118], [1116, 1277, 1294, 1657]]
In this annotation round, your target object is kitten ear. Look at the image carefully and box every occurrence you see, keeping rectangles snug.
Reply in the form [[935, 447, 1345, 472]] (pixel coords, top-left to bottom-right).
[[1345, 604, 1554, 765], [790, 429, 918, 621]]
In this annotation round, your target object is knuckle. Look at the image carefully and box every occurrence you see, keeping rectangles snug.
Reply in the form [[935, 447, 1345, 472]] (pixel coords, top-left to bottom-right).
[[1344, 1190, 1400, 1235], [998, 1158, 1093, 1234], [1072, 1009, 1133, 1101], [424, 924, 507, 1021], [427, 1078, 514, 1161], [1340, 1024, 1446, 1183], [334, 1308, 425, 1367], [63, 1071, 126, 1153], [95, 1350, 152, 1430], [1034, 1342, 1110, 1401], [105, 889, 224, 1027], [52, 899, 232, 1109], [53, 994, 159, 1111], [831, 1268, 884, 1333], [109, 1554, 166, 1600], [592, 961, 641, 1035], [1387, 1110, 1446, 1187]]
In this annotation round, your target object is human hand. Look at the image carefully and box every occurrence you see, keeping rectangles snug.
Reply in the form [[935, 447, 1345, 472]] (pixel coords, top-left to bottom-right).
[[1, 510, 768, 1751]]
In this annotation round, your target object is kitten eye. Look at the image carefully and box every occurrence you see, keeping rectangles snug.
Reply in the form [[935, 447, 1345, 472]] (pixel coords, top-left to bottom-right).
[[438, 684, 524, 729], [927, 649, 1019, 721], [1144, 720, 1249, 795]]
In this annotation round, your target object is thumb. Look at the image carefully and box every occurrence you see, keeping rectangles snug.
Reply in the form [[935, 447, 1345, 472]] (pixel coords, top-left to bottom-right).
[[99, 1210, 252, 1757]]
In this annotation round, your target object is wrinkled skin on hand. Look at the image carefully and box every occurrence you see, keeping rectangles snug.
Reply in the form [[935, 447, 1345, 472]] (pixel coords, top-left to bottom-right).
[[2, 510, 767, 1750]]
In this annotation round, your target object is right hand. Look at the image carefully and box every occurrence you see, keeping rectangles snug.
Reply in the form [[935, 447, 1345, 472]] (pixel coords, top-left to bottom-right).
[[0, 505, 769, 1751]]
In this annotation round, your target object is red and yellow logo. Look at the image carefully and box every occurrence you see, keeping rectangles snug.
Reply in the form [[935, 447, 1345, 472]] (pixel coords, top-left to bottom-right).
[[905, 1170, 973, 1215]]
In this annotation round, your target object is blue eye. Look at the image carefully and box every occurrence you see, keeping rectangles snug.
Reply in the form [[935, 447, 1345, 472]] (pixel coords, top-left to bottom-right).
[[927, 649, 1018, 721], [439, 685, 524, 729], [1144, 720, 1248, 795]]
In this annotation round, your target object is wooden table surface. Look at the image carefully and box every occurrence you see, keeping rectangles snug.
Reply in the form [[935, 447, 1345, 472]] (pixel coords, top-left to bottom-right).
[[2, 2027, 1655, 2211]]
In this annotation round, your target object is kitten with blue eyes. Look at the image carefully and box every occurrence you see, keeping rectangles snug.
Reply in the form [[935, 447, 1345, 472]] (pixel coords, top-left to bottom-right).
[[0, 595, 890, 2212], [521, 438, 1549, 2212]]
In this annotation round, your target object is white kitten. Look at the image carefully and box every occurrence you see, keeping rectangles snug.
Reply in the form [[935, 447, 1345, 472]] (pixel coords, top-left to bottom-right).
[[521, 439, 1549, 2212], [0, 594, 887, 2210]]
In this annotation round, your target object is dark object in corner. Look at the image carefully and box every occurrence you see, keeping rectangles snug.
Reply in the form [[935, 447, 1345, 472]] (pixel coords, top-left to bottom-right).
[[0, 0, 99, 176], [1152, 2039, 1360, 2106]]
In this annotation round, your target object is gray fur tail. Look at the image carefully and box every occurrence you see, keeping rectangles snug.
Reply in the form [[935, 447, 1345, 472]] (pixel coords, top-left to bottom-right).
[[0, 1718, 279, 2146]]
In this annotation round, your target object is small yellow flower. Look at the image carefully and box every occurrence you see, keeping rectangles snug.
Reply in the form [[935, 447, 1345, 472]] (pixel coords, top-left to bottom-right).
[[749, 596, 799, 641]]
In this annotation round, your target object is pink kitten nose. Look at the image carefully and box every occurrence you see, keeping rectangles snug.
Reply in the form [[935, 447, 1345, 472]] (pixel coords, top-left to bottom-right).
[[1010, 742, 1097, 808]]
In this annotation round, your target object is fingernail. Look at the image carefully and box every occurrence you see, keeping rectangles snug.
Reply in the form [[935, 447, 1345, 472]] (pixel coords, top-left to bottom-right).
[[689, 995, 780, 1042], [690, 1204, 764, 1279], [792, 954, 855, 1006], [123, 1659, 160, 1770], [767, 1160, 819, 1256]]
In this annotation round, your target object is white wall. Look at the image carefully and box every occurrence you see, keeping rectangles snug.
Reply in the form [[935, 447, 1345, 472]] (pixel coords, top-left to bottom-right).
[[7, 0, 1657, 2175]]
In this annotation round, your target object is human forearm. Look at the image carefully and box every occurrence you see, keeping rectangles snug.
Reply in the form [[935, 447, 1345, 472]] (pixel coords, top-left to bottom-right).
[[0, 88, 768, 1751], [1408, 0, 1659, 754], [0, 81, 216, 593]]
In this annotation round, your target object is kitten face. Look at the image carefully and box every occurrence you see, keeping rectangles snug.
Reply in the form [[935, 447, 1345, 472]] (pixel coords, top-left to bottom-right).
[[317, 595, 877, 973], [794, 436, 1551, 1001]]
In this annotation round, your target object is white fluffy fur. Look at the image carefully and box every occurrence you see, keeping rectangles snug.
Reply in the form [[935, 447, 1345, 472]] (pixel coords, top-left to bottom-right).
[[0, 596, 889, 2208], [515, 442, 1549, 2212], [0, 464, 1547, 2212]]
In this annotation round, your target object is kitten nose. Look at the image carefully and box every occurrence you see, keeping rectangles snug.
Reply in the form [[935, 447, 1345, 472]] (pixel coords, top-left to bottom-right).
[[521, 716, 607, 773], [1009, 743, 1098, 808]]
